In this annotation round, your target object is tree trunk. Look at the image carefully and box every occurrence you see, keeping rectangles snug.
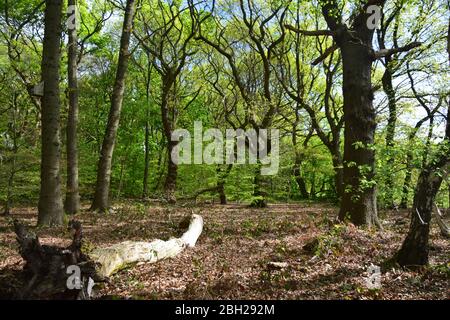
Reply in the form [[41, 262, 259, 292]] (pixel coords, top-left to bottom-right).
[[400, 118, 434, 209], [395, 104, 450, 267], [164, 139, 177, 203], [338, 41, 379, 227], [217, 164, 232, 204], [293, 153, 309, 199], [218, 183, 227, 205], [3, 156, 15, 215], [160, 74, 177, 203], [91, 0, 136, 212], [3, 93, 19, 216], [422, 117, 434, 166], [400, 160, 413, 209], [250, 164, 268, 208], [395, 163, 448, 266], [434, 204, 450, 238], [116, 155, 127, 199], [382, 62, 397, 207], [142, 116, 150, 199], [38, 0, 64, 226], [331, 145, 344, 199], [142, 60, 152, 199], [65, 0, 80, 215]]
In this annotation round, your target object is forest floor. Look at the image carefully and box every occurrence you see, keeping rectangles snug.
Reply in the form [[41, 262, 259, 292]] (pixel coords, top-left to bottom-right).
[[0, 201, 448, 300]]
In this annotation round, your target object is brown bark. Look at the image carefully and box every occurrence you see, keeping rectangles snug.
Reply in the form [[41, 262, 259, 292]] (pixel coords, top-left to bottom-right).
[[217, 164, 233, 204], [91, 0, 136, 212], [37, 0, 64, 226], [395, 171, 444, 266], [65, 0, 80, 215], [13, 219, 103, 299], [218, 183, 227, 205]]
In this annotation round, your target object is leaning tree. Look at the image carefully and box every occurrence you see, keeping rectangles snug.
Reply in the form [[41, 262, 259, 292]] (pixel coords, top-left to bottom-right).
[[91, 0, 137, 213]]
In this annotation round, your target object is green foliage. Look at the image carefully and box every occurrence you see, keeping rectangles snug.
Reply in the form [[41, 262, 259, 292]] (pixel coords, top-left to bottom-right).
[[0, 0, 448, 212]]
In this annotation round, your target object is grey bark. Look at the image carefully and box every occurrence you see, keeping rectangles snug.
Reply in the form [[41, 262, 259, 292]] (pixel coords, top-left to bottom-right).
[[91, 0, 136, 212], [37, 0, 64, 226], [65, 0, 80, 215]]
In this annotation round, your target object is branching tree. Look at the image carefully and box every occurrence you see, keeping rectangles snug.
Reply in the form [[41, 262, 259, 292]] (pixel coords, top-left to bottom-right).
[[133, 0, 203, 203], [196, 0, 290, 207], [280, 8, 344, 199], [287, 0, 421, 226]]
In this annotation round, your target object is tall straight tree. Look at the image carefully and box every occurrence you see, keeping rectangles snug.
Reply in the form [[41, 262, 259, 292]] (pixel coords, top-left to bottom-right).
[[287, 0, 420, 226], [38, 0, 64, 226], [91, 0, 137, 212], [65, 0, 80, 214]]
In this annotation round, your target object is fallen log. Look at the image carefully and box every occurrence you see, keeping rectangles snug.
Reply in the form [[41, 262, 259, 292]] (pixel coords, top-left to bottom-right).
[[91, 214, 203, 277], [13, 214, 203, 298]]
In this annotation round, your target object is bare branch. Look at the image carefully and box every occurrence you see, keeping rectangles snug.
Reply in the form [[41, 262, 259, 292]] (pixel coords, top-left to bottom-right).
[[284, 24, 335, 37], [373, 42, 422, 59], [312, 44, 338, 66]]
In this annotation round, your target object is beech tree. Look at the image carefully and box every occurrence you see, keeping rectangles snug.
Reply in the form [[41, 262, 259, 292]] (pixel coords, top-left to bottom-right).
[[65, 0, 80, 214], [91, 0, 137, 212], [37, 0, 64, 226]]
